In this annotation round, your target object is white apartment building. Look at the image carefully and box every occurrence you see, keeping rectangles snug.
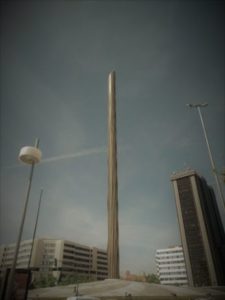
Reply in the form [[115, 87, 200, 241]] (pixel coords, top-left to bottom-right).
[[155, 246, 188, 286], [0, 238, 108, 281]]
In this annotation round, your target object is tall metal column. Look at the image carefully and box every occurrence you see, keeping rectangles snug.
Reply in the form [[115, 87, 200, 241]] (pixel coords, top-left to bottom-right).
[[187, 103, 225, 211], [196, 106, 225, 211], [4, 139, 41, 300], [107, 71, 120, 278], [27, 189, 43, 271]]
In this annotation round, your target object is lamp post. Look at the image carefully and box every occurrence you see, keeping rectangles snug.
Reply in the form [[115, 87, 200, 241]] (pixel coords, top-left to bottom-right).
[[187, 103, 225, 211], [4, 139, 42, 300], [27, 188, 43, 287]]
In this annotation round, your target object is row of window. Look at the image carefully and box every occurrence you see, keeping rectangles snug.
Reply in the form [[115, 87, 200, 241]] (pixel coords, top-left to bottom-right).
[[157, 257, 184, 261], [97, 261, 107, 266], [2, 248, 32, 257], [97, 266, 108, 271], [1, 263, 11, 267], [156, 255, 183, 260], [41, 261, 54, 266], [158, 264, 185, 269], [97, 251, 107, 256], [157, 249, 182, 254], [64, 244, 76, 249], [16, 262, 28, 266], [62, 261, 75, 267], [63, 255, 90, 263], [1, 257, 29, 266], [64, 244, 106, 255], [63, 249, 91, 257], [63, 251, 91, 259], [75, 263, 90, 268], [159, 268, 186, 273], [62, 262, 94, 268], [96, 271, 108, 275], [63, 255, 74, 260], [161, 277, 188, 281], [64, 244, 90, 253], [75, 252, 90, 258], [1, 258, 13, 262], [158, 260, 184, 264], [159, 271, 187, 275], [97, 255, 107, 260], [6, 242, 32, 250]]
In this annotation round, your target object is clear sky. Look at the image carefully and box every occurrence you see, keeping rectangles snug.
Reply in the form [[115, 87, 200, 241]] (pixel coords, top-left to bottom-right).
[[0, 0, 224, 275]]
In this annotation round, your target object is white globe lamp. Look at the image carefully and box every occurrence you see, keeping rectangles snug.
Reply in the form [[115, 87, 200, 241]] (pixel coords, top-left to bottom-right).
[[19, 146, 42, 164]]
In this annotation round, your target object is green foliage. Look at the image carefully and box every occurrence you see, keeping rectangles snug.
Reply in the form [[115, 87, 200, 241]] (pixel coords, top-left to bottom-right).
[[144, 273, 160, 283], [59, 274, 94, 285], [32, 274, 56, 288], [31, 273, 95, 288]]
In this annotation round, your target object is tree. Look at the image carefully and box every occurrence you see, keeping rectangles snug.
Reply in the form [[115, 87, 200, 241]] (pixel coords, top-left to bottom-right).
[[144, 273, 160, 283], [32, 274, 56, 288]]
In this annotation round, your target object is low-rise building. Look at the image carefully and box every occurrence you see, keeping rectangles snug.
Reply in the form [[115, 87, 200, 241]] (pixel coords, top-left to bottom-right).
[[123, 270, 146, 282], [0, 238, 108, 281], [155, 246, 188, 286]]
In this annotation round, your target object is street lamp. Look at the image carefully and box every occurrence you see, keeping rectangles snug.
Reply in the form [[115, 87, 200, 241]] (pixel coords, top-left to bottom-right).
[[222, 169, 225, 184], [27, 189, 43, 278], [187, 103, 225, 211], [4, 139, 42, 300]]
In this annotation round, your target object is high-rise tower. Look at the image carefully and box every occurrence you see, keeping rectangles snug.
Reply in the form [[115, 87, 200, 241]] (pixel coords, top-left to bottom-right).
[[171, 169, 225, 286], [107, 71, 119, 278]]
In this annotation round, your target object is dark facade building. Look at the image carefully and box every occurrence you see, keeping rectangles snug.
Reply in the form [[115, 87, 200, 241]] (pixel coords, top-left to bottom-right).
[[171, 169, 225, 286]]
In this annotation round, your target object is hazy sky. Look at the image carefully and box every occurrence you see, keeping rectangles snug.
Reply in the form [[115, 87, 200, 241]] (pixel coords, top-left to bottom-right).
[[0, 0, 224, 275]]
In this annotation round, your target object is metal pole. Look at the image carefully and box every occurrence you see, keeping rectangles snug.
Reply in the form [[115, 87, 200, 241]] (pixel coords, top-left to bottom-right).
[[197, 107, 225, 210], [27, 189, 43, 270], [4, 139, 39, 300], [107, 71, 120, 279]]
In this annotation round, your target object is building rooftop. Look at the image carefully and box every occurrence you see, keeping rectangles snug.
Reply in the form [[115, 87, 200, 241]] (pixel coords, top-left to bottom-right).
[[156, 245, 183, 252], [170, 169, 198, 181]]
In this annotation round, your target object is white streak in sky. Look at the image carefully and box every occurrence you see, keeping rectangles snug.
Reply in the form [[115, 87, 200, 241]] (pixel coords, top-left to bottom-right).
[[41, 147, 106, 164], [4, 146, 107, 169], [3, 146, 129, 169]]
